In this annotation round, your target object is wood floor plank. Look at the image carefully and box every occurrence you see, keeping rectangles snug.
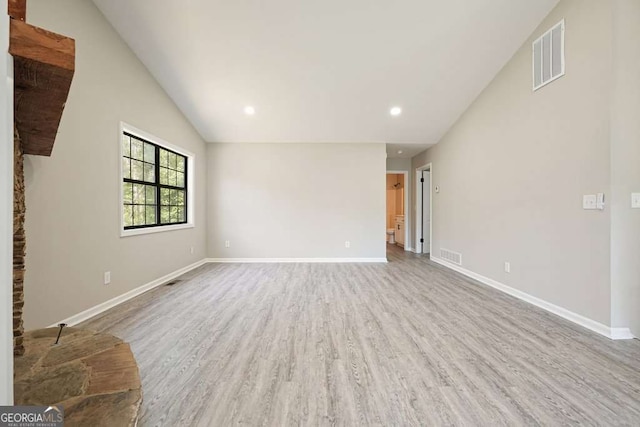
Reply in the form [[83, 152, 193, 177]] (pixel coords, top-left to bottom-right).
[[80, 245, 640, 426]]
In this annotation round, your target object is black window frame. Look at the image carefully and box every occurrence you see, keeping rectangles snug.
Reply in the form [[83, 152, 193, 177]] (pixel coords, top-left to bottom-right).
[[122, 131, 189, 231]]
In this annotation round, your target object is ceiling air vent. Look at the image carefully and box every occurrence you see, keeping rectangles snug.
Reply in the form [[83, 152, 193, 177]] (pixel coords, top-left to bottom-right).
[[440, 248, 462, 266], [533, 19, 565, 91]]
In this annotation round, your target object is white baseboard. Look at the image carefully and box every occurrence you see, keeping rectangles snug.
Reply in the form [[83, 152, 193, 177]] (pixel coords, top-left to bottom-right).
[[430, 257, 634, 341], [47, 257, 386, 327], [207, 257, 388, 263], [411, 249, 431, 255], [52, 256, 631, 342], [48, 259, 208, 328], [610, 328, 635, 340]]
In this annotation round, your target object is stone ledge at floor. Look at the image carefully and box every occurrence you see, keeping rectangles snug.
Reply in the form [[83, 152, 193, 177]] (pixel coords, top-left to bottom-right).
[[14, 327, 142, 426]]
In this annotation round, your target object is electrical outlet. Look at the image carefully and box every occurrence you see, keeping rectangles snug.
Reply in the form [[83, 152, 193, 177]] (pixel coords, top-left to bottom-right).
[[583, 195, 597, 210], [632, 193, 640, 209], [225, 240, 231, 248], [345, 241, 350, 248], [190, 246, 194, 254], [504, 262, 510, 273], [104, 271, 111, 285]]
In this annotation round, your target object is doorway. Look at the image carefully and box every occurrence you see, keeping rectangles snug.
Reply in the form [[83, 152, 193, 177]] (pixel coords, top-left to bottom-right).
[[415, 164, 432, 254], [386, 171, 409, 250]]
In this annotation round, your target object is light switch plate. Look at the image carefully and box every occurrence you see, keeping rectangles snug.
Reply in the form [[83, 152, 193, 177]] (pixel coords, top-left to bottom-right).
[[632, 193, 640, 209], [583, 195, 597, 210]]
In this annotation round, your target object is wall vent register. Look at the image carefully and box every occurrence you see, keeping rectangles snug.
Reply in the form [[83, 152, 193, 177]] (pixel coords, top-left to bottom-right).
[[533, 19, 565, 91], [440, 248, 462, 266]]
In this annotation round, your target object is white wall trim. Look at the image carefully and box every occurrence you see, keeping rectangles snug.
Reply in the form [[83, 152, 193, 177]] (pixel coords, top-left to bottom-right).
[[207, 258, 388, 264], [119, 121, 196, 238], [48, 257, 387, 327], [51, 256, 632, 343], [48, 259, 208, 327], [430, 256, 634, 341], [610, 328, 635, 340]]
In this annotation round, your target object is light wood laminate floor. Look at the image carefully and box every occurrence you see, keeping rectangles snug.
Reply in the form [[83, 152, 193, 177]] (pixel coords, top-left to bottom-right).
[[81, 246, 640, 426]]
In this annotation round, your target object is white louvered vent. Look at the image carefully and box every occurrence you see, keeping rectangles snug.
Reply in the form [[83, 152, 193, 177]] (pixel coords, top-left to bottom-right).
[[440, 248, 462, 266], [533, 19, 565, 91]]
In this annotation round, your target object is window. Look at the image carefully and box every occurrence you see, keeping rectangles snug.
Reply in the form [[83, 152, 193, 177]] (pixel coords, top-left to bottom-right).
[[533, 19, 565, 91], [121, 124, 192, 235]]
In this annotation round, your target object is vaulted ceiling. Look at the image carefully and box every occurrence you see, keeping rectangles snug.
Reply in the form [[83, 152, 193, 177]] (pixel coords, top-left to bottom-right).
[[92, 0, 558, 157]]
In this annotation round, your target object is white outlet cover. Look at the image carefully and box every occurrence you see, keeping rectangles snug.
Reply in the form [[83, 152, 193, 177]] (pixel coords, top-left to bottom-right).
[[345, 241, 350, 248], [583, 195, 597, 210], [632, 193, 640, 209], [104, 272, 111, 285]]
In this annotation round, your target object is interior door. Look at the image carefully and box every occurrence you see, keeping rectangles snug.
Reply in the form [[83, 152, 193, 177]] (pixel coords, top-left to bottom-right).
[[422, 171, 431, 254]]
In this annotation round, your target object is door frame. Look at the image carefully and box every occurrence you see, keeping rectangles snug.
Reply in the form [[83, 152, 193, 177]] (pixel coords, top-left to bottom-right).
[[415, 163, 432, 254], [386, 171, 410, 251]]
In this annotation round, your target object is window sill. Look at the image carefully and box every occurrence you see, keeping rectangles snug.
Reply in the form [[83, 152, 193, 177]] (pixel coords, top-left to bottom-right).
[[120, 223, 194, 238]]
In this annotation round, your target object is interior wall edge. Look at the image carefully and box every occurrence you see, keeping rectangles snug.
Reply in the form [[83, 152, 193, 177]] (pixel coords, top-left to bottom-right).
[[0, 5, 15, 405]]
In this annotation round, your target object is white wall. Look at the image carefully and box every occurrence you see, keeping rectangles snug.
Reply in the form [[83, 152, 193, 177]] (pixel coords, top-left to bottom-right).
[[1, 5, 14, 405], [610, 0, 640, 334], [23, 0, 208, 329], [412, 0, 613, 326], [386, 157, 411, 172], [207, 143, 386, 259]]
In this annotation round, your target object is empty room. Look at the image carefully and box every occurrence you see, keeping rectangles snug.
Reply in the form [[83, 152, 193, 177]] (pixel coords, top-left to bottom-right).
[[1, 0, 640, 425]]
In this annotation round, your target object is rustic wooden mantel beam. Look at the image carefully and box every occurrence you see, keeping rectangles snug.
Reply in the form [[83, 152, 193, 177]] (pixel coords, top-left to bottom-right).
[[8, 0, 26, 21], [9, 18, 75, 156]]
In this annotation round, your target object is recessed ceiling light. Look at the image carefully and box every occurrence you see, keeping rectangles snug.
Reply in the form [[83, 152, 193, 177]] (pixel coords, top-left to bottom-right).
[[397, 150, 403, 154], [244, 106, 255, 115], [390, 107, 402, 116]]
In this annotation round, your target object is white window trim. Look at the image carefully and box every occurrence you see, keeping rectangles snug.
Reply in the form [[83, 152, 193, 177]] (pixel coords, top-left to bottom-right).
[[119, 122, 195, 237], [532, 19, 565, 92]]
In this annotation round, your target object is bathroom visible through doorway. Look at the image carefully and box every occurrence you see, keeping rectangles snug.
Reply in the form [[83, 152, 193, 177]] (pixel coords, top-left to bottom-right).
[[386, 172, 408, 249]]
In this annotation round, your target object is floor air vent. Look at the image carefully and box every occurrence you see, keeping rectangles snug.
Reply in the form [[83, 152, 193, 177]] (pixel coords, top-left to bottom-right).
[[440, 248, 462, 265], [164, 279, 182, 286]]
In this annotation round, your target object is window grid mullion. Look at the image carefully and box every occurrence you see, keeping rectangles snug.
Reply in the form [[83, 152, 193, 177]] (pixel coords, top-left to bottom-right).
[[155, 145, 161, 226], [123, 132, 188, 230]]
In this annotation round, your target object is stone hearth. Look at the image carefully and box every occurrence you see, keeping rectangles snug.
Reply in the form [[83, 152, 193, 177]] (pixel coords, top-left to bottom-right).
[[14, 327, 142, 426]]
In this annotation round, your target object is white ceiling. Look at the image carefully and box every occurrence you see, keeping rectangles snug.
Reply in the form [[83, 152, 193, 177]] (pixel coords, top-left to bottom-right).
[[92, 0, 558, 151]]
